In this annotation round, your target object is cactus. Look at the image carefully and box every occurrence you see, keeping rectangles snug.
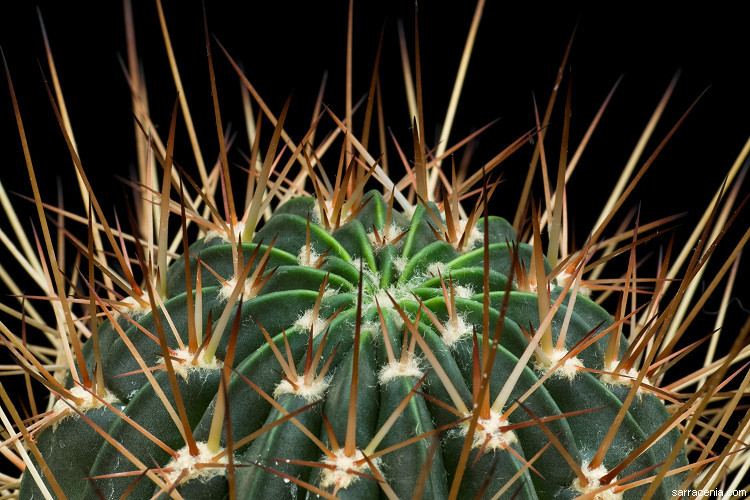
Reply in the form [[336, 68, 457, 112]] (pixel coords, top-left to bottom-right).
[[1, 3, 749, 500]]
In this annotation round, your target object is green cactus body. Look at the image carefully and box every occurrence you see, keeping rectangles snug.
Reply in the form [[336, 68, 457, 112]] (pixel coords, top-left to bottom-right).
[[20, 190, 687, 499]]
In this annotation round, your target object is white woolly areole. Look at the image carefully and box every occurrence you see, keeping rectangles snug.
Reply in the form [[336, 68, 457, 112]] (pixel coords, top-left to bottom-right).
[[556, 267, 592, 298], [162, 441, 228, 486], [378, 357, 424, 384], [113, 295, 150, 319], [536, 349, 584, 381], [571, 461, 622, 500], [157, 348, 222, 381], [366, 224, 404, 250], [218, 276, 254, 302], [273, 374, 331, 403], [458, 409, 517, 452], [453, 284, 474, 299], [205, 221, 246, 243], [363, 263, 410, 309], [319, 449, 381, 490], [391, 256, 408, 275], [442, 314, 473, 346], [294, 309, 328, 337], [372, 287, 398, 309], [296, 244, 321, 268], [456, 218, 483, 252], [362, 279, 411, 332], [601, 364, 646, 396], [426, 261, 448, 278], [311, 199, 334, 227], [52, 386, 119, 428]]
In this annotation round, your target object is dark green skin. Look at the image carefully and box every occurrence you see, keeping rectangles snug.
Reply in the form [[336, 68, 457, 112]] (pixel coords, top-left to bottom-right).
[[21, 191, 687, 499]]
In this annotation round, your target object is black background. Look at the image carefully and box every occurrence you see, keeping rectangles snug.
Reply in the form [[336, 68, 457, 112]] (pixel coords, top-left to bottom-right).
[[0, 0, 749, 479], [1, 2, 749, 235], [1, 2, 748, 229]]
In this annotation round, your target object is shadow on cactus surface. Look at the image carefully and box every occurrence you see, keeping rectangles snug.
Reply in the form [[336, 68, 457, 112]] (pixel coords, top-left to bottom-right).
[[0, 1, 749, 499]]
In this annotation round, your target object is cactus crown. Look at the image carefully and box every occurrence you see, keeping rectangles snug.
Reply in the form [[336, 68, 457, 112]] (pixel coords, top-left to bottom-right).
[[1, 2, 749, 500]]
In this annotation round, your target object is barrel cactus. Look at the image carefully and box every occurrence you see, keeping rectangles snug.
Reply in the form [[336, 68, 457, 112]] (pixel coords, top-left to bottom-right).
[[1, 2, 748, 500], [17, 179, 697, 499]]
